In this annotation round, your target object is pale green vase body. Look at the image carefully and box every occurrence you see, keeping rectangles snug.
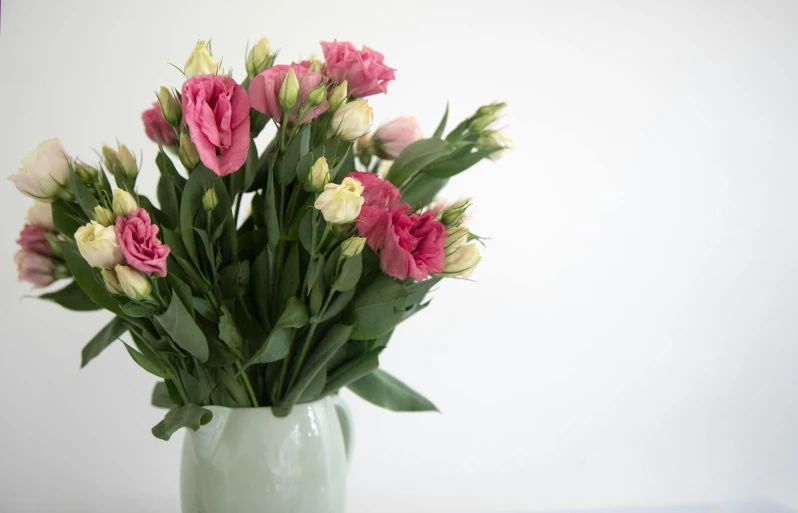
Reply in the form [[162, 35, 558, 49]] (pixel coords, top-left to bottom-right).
[[180, 396, 353, 513]]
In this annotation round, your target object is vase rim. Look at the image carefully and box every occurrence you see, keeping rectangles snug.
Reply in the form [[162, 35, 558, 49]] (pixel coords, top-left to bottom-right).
[[201, 394, 337, 413]]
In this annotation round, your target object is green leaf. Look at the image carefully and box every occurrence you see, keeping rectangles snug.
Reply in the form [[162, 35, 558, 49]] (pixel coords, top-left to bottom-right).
[[316, 287, 355, 323], [433, 102, 449, 139], [265, 168, 280, 251], [348, 369, 438, 412], [156, 150, 187, 191], [151, 381, 175, 409], [218, 368, 250, 406], [322, 349, 380, 395], [124, 343, 168, 378], [385, 138, 453, 188], [305, 254, 325, 293], [242, 297, 308, 368], [155, 294, 209, 362], [192, 297, 218, 323], [251, 249, 271, 331], [51, 200, 86, 239], [166, 274, 193, 318], [218, 306, 243, 357], [281, 324, 354, 409], [180, 368, 212, 404], [421, 149, 496, 179], [399, 175, 449, 209], [151, 404, 213, 441], [242, 140, 259, 192], [81, 316, 127, 368], [278, 124, 310, 185], [299, 368, 326, 403], [333, 254, 362, 292], [346, 274, 409, 340], [68, 162, 99, 217], [157, 177, 180, 228], [39, 281, 100, 311], [120, 302, 153, 317], [405, 276, 442, 306], [277, 243, 300, 308], [58, 241, 121, 314]]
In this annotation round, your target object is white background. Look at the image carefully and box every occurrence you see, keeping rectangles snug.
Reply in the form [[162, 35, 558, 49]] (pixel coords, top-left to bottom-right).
[[2, 1, 798, 512]]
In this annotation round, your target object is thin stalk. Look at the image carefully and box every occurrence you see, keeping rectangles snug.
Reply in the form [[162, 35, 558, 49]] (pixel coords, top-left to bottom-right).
[[286, 290, 334, 391], [233, 191, 244, 227], [235, 361, 259, 407]]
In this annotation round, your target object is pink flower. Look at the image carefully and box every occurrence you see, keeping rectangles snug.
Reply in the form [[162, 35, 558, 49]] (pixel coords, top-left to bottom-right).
[[14, 250, 63, 288], [346, 171, 445, 281], [114, 208, 170, 278], [249, 63, 329, 125], [181, 75, 251, 176], [141, 102, 178, 147], [17, 224, 52, 256], [372, 116, 423, 159], [321, 41, 396, 98]]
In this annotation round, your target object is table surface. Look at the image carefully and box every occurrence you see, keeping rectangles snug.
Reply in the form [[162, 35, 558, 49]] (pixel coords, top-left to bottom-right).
[[525, 499, 794, 513]]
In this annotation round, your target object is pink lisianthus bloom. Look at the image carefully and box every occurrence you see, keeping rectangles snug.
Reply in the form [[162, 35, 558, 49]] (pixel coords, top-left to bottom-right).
[[114, 208, 170, 278], [249, 63, 329, 125], [181, 75, 251, 176], [142, 102, 178, 147], [372, 116, 423, 160], [14, 249, 64, 288], [17, 224, 52, 256], [321, 41, 396, 98], [346, 171, 445, 281]]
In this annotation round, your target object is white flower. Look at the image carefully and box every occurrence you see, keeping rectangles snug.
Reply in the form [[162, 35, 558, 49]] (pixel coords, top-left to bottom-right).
[[25, 201, 55, 231], [442, 242, 481, 278], [9, 139, 71, 202], [328, 100, 373, 141], [184, 41, 218, 78], [75, 221, 124, 269], [308, 157, 330, 192], [314, 177, 365, 224], [246, 37, 273, 77], [112, 188, 137, 217]]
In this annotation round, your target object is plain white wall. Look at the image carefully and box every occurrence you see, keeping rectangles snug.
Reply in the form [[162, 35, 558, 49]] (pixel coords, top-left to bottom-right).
[[2, 1, 798, 512]]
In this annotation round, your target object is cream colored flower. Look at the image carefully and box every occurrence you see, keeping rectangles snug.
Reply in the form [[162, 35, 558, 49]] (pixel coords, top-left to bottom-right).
[[246, 37, 273, 77], [75, 221, 124, 269], [9, 139, 71, 202], [26, 201, 55, 231], [308, 157, 330, 192], [314, 177, 365, 224], [184, 41, 218, 78], [112, 188, 137, 217], [328, 100, 373, 141], [442, 242, 481, 278]]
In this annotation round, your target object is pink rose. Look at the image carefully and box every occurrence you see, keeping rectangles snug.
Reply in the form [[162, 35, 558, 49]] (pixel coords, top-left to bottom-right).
[[321, 41, 396, 98], [141, 102, 178, 147], [346, 171, 445, 281], [249, 63, 329, 125], [114, 208, 170, 278], [181, 75, 251, 176], [14, 250, 63, 288], [17, 224, 52, 256], [372, 116, 423, 159]]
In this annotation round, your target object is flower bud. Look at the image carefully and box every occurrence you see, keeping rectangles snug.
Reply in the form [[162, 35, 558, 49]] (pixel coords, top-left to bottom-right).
[[328, 100, 373, 141], [476, 101, 507, 118], [179, 132, 200, 170], [279, 67, 300, 113], [469, 115, 497, 132], [307, 54, 323, 73], [443, 226, 469, 256], [307, 84, 326, 108], [440, 199, 471, 228], [115, 265, 152, 300], [340, 236, 366, 258], [184, 40, 218, 78], [112, 188, 137, 218], [476, 130, 513, 160], [157, 86, 182, 127], [246, 37, 274, 77], [356, 132, 373, 166], [442, 242, 481, 278], [117, 144, 138, 179], [101, 145, 119, 172], [75, 221, 124, 269], [101, 268, 124, 295], [93, 205, 115, 227], [372, 116, 423, 160], [328, 80, 348, 111], [13, 138, 74, 202], [44, 233, 63, 257], [202, 188, 218, 212], [307, 156, 330, 192], [314, 177, 365, 224], [74, 162, 98, 182]]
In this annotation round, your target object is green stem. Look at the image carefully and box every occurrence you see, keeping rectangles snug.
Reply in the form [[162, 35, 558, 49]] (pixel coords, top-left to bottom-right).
[[272, 330, 297, 402], [233, 191, 244, 227], [235, 361, 259, 407], [286, 290, 334, 391]]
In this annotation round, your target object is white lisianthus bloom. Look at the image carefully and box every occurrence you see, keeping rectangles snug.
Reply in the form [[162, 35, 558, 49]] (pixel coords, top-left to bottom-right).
[[9, 139, 71, 202], [328, 100, 373, 141], [314, 177, 365, 224], [75, 221, 124, 269]]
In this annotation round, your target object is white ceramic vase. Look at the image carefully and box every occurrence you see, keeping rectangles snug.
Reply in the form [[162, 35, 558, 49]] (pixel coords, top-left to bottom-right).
[[180, 396, 353, 513]]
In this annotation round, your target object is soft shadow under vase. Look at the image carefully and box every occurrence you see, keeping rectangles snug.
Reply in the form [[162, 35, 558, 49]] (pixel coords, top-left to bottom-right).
[[180, 396, 353, 513]]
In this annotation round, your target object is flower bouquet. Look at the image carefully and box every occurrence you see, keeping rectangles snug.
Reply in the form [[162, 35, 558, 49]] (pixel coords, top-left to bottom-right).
[[10, 37, 510, 511]]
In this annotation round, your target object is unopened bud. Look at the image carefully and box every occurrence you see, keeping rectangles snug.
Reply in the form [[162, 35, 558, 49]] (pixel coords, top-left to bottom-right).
[[117, 144, 138, 179], [101, 268, 124, 295], [157, 86, 182, 127], [179, 132, 200, 170], [476, 130, 513, 160], [115, 265, 152, 300], [328, 80, 348, 111], [93, 205, 115, 226], [184, 40, 218, 78], [279, 67, 300, 112], [102, 145, 119, 172], [307, 54, 323, 73], [74, 162, 98, 182], [307, 84, 326, 108], [246, 37, 274, 77], [476, 101, 507, 118], [307, 156, 330, 192], [202, 188, 218, 212], [440, 199, 471, 228], [328, 100, 373, 141], [112, 188, 138, 217], [340, 236, 366, 258], [442, 242, 481, 279]]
